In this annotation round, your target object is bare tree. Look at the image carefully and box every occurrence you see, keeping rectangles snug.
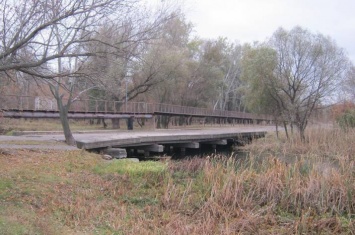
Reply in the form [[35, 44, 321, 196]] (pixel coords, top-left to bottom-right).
[[241, 43, 285, 137], [84, 10, 183, 103], [344, 64, 355, 100], [269, 27, 350, 140], [0, 0, 136, 144], [0, 0, 138, 76], [0, 0, 173, 145], [241, 27, 350, 140], [211, 39, 244, 111]]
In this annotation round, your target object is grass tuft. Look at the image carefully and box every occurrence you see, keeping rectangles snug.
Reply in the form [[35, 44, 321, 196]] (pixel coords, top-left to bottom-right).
[[94, 159, 167, 177]]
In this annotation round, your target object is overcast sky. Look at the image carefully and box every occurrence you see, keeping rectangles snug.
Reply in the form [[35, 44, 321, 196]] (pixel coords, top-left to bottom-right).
[[156, 0, 355, 63]]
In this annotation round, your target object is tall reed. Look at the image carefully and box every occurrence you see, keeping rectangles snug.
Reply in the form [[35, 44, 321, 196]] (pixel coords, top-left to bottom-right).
[[160, 128, 355, 234]]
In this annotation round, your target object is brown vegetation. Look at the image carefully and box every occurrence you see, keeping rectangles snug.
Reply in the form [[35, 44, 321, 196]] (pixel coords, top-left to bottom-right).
[[0, 119, 113, 135], [0, 128, 354, 234], [331, 101, 355, 120]]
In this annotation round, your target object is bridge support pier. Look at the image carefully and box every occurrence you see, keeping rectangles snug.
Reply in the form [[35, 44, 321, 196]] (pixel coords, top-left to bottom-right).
[[172, 142, 200, 149], [152, 115, 156, 129], [135, 144, 164, 157], [203, 139, 228, 146], [164, 145, 173, 154], [105, 148, 127, 159], [180, 147, 186, 157], [202, 139, 228, 153], [127, 116, 134, 130], [112, 118, 120, 129]]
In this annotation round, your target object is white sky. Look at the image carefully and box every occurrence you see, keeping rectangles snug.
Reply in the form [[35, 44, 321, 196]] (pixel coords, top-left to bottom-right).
[[152, 0, 355, 63]]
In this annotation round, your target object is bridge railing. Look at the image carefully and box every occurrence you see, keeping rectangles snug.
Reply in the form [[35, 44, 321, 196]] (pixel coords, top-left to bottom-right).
[[67, 99, 149, 114], [0, 95, 150, 114], [148, 103, 261, 119], [0, 95, 37, 110], [0, 95, 272, 121]]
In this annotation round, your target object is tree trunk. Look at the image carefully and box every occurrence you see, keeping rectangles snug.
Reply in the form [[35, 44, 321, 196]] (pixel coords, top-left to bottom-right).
[[103, 119, 107, 129], [157, 115, 161, 129], [112, 118, 120, 129], [283, 121, 289, 139], [300, 129, 306, 142], [178, 116, 184, 126], [298, 124, 307, 142], [162, 116, 170, 129], [57, 98, 76, 145], [275, 122, 279, 139], [296, 118, 307, 142], [188, 116, 192, 125]]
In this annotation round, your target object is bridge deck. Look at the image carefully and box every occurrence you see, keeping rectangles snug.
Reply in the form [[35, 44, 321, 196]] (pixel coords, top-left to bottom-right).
[[75, 126, 273, 149]]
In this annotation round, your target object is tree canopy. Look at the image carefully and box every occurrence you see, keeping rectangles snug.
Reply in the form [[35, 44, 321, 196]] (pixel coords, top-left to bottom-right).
[[242, 26, 350, 140]]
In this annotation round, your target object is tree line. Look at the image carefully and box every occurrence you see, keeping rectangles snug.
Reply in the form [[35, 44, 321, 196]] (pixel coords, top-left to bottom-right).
[[0, 0, 353, 144]]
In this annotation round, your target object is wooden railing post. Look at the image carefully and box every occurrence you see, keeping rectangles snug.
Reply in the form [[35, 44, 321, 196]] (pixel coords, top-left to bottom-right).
[[19, 97, 23, 110], [85, 100, 89, 112]]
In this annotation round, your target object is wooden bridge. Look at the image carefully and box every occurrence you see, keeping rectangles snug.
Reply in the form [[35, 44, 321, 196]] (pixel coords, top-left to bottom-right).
[[74, 128, 270, 157], [0, 95, 274, 155], [0, 95, 272, 127]]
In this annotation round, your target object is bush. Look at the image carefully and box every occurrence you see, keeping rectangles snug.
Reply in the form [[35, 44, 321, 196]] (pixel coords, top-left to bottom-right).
[[336, 109, 355, 130]]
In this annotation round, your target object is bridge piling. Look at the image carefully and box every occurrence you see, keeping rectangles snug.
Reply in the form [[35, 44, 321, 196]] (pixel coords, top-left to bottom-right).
[[112, 118, 120, 129]]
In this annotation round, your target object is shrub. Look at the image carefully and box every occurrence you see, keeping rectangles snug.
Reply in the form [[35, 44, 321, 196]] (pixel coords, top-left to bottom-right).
[[336, 109, 355, 131]]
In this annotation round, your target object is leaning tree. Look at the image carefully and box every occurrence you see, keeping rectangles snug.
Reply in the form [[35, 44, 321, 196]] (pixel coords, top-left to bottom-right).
[[0, 0, 173, 145]]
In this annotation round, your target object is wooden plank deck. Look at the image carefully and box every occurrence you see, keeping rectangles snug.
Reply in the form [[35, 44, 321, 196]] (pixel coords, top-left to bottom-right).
[[75, 127, 273, 150]]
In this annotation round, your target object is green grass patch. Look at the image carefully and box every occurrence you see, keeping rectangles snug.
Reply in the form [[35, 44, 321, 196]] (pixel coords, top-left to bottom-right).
[[123, 196, 159, 207], [0, 206, 59, 235], [94, 159, 167, 177], [0, 216, 27, 235], [0, 179, 13, 191], [0, 179, 13, 200], [4, 130, 15, 136]]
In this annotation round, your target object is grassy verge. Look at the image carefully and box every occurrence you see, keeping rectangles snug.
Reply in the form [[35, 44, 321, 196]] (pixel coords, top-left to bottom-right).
[[0, 118, 254, 135], [0, 119, 108, 134], [0, 127, 354, 234], [0, 118, 156, 134], [0, 140, 67, 146]]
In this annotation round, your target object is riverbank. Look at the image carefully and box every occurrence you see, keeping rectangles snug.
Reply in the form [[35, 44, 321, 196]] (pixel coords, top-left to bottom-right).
[[0, 127, 353, 234]]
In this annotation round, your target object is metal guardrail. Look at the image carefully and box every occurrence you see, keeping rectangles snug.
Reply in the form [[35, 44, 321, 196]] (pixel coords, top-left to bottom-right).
[[0, 95, 272, 121]]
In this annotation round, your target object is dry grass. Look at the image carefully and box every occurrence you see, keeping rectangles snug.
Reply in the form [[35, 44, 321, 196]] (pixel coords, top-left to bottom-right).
[[0, 119, 115, 134], [0, 118, 255, 135], [0, 140, 67, 146], [0, 127, 354, 234]]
